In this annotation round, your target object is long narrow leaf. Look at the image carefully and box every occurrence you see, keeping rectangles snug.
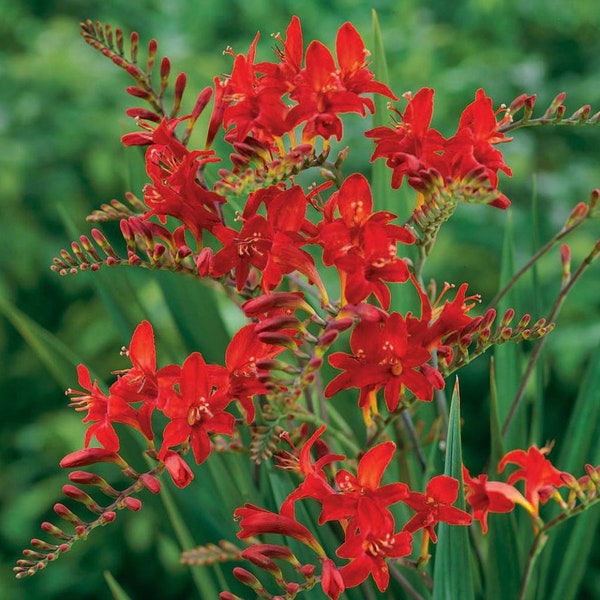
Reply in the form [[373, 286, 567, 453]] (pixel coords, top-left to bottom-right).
[[432, 379, 475, 600], [104, 571, 133, 600], [495, 212, 528, 451], [0, 294, 90, 388], [539, 338, 600, 600]]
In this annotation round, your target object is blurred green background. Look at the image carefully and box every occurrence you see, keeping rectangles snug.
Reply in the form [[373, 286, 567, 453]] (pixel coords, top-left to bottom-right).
[[1, 0, 599, 598]]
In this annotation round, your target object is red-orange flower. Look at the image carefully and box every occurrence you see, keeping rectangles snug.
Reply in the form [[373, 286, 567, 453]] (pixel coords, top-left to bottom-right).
[[158, 352, 234, 465], [337, 499, 412, 591], [325, 311, 441, 423], [67, 365, 140, 452], [319, 441, 408, 526], [462, 465, 526, 533], [402, 474, 472, 543], [498, 445, 570, 516]]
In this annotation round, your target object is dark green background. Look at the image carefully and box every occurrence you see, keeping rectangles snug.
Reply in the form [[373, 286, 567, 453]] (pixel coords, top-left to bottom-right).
[[1, 0, 599, 598]]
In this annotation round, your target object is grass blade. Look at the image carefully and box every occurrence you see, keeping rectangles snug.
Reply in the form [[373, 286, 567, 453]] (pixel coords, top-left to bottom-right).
[[432, 379, 475, 600]]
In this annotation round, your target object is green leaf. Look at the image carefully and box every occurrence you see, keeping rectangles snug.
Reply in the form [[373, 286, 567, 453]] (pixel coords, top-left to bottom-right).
[[539, 338, 600, 600], [0, 293, 88, 388], [495, 211, 527, 451], [156, 272, 231, 363], [104, 571, 133, 600], [485, 358, 523, 600], [432, 379, 475, 600]]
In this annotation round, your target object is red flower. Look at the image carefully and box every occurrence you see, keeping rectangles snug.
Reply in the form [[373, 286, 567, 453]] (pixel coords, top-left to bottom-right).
[[67, 365, 140, 452], [319, 441, 408, 526], [337, 499, 412, 591], [279, 425, 343, 518], [158, 353, 234, 465], [317, 173, 414, 309], [110, 320, 181, 440], [325, 311, 440, 424], [366, 88, 446, 188], [462, 465, 527, 533], [221, 323, 290, 423], [141, 118, 224, 242], [498, 445, 569, 516], [445, 88, 512, 188], [402, 474, 472, 543], [286, 22, 395, 142]]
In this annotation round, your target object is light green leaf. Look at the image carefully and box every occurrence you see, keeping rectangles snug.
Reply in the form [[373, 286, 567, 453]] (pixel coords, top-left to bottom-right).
[[104, 571, 133, 600], [432, 379, 475, 600], [485, 358, 523, 600]]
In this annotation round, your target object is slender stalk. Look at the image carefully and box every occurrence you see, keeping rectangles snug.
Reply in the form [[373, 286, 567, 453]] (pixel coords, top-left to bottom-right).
[[487, 215, 588, 312], [502, 239, 600, 436], [388, 564, 427, 600]]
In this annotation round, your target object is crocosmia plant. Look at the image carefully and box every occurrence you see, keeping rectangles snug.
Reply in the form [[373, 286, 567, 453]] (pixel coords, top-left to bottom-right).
[[13, 13, 600, 600]]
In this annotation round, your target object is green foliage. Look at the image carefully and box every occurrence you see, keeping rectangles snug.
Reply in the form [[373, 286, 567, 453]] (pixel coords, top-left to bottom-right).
[[1, 1, 599, 599]]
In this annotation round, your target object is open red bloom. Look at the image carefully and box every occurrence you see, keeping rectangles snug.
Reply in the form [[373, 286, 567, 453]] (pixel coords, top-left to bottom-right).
[[286, 21, 396, 142], [319, 441, 408, 526], [158, 352, 234, 465], [317, 173, 414, 309], [325, 311, 441, 423], [402, 474, 472, 543], [462, 465, 526, 533], [498, 445, 570, 516], [110, 320, 181, 440], [67, 365, 140, 452], [337, 499, 412, 591]]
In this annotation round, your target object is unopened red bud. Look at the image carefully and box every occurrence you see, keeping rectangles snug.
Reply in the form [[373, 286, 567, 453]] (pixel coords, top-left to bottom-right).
[[126, 86, 152, 100], [100, 511, 117, 524], [566, 201, 589, 226], [139, 473, 162, 494], [123, 497, 142, 511], [195, 247, 213, 276], [300, 564, 316, 579], [60, 448, 126, 468], [191, 86, 213, 121], [75, 525, 86, 537], [68, 470, 104, 486], [40, 522, 72, 541], [500, 308, 515, 327], [241, 547, 279, 572], [219, 593, 243, 600], [285, 583, 300, 594], [160, 56, 170, 80], [243, 292, 313, 317], [327, 317, 355, 332], [317, 329, 338, 348], [307, 356, 323, 371], [174, 72, 187, 99], [30, 539, 58, 551], [255, 315, 300, 333], [233, 567, 262, 589], [560, 244, 571, 284], [257, 332, 296, 350]]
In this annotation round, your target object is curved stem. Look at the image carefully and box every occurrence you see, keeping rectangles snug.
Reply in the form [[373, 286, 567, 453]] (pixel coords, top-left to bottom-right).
[[502, 239, 600, 437]]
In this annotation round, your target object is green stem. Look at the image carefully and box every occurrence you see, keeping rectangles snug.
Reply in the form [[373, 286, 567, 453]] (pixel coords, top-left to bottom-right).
[[502, 239, 600, 437], [487, 215, 588, 312]]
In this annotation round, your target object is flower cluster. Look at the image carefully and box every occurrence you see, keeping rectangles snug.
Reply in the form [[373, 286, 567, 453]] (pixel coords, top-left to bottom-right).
[[234, 426, 470, 598], [367, 87, 513, 208], [17, 13, 600, 600]]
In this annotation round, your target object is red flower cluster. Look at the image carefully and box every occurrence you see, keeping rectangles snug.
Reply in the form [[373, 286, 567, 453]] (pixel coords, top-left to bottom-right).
[[68, 320, 289, 487], [325, 277, 479, 423], [463, 445, 576, 531], [366, 87, 512, 208], [214, 16, 396, 146], [235, 426, 471, 597]]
